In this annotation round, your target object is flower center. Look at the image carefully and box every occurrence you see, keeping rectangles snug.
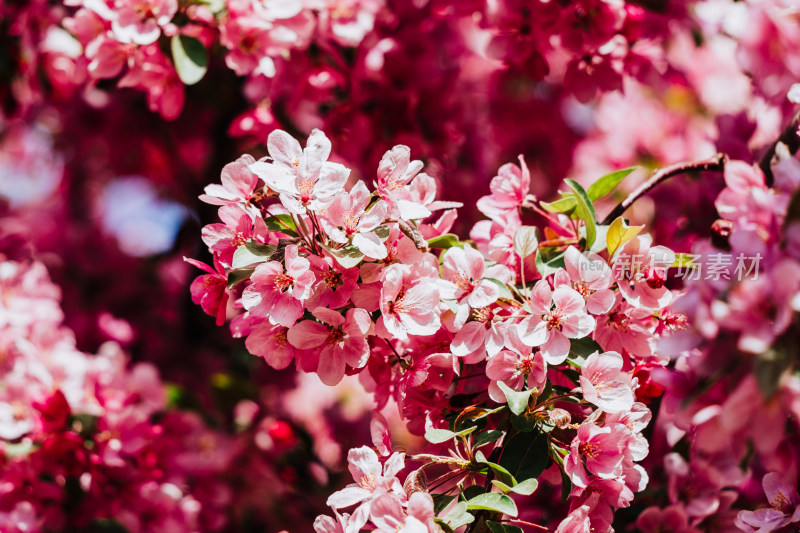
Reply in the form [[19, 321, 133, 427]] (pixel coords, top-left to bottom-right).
[[324, 268, 343, 289], [272, 329, 288, 347], [326, 326, 345, 346], [515, 357, 535, 375], [273, 273, 294, 292], [387, 288, 410, 315], [297, 176, 315, 203], [358, 473, 378, 491], [452, 273, 474, 294], [545, 310, 565, 330], [579, 442, 600, 459]]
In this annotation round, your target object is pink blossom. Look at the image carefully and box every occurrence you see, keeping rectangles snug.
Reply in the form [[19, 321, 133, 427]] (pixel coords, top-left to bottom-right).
[[185, 256, 229, 326], [476, 156, 531, 222], [565, 423, 627, 488], [112, 0, 178, 45], [249, 129, 349, 214], [485, 345, 547, 404], [558, 246, 615, 315], [117, 44, 184, 120], [370, 492, 437, 533], [199, 155, 260, 208], [245, 321, 298, 370], [374, 145, 431, 220], [442, 243, 509, 325], [378, 261, 444, 340], [517, 278, 596, 364], [326, 447, 406, 532], [241, 245, 315, 327], [735, 473, 800, 533], [306, 255, 360, 309], [449, 308, 507, 362], [201, 205, 268, 266], [579, 351, 634, 414], [287, 308, 371, 385], [323, 181, 389, 259], [613, 236, 674, 311]]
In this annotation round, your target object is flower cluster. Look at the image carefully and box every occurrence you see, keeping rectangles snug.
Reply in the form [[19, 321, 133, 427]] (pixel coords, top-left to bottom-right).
[[189, 128, 684, 531], [0, 257, 236, 532]]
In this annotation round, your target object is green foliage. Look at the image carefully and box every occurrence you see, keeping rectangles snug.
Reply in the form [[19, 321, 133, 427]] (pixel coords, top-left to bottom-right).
[[498, 431, 550, 482], [171, 35, 208, 85], [465, 493, 518, 517]]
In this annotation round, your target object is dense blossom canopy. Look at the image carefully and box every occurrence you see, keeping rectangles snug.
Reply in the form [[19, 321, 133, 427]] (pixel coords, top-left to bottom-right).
[[2, 0, 800, 532]]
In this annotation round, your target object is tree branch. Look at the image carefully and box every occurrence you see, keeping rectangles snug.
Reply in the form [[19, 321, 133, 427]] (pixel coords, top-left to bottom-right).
[[758, 111, 800, 187], [601, 153, 728, 225]]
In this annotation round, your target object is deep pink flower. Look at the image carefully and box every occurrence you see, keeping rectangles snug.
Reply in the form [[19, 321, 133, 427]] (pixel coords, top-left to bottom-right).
[[245, 322, 298, 370], [613, 236, 674, 311], [306, 255, 360, 309], [112, 0, 178, 45], [201, 205, 268, 266], [185, 256, 229, 326], [241, 245, 315, 327], [565, 423, 627, 488], [199, 155, 260, 208], [735, 473, 800, 533], [287, 308, 371, 385], [442, 243, 509, 326]]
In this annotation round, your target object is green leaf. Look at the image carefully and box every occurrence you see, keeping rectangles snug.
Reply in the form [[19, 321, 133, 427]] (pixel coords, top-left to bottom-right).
[[486, 520, 523, 533], [466, 493, 518, 517], [496, 382, 532, 416], [568, 337, 603, 367], [374, 225, 390, 241], [86, 519, 130, 533], [232, 241, 277, 269], [491, 478, 538, 496], [441, 502, 474, 530], [170, 35, 208, 86], [540, 195, 577, 214], [325, 244, 365, 269], [425, 426, 476, 444], [535, 249, 566, 278], [474, 451, 517, 487], [586, 167, 636, 201], [433, 494, 457, 515], [564, 179, 597, 248], [509, 412, 538, 433], [473, 430, 504, 450], [265, 214, 298, 236], [514, 226, 538, 259], [539, 168, 634, 215], [428, 233, 463, 249], [227, 267, 255, 288], [499, 431, 549, 482]]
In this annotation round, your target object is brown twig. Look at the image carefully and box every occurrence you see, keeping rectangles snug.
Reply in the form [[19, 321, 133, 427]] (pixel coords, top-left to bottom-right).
[[397, 219, 429, 253], [601, 153, 728, 225], [758, 111, 800, 187]]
